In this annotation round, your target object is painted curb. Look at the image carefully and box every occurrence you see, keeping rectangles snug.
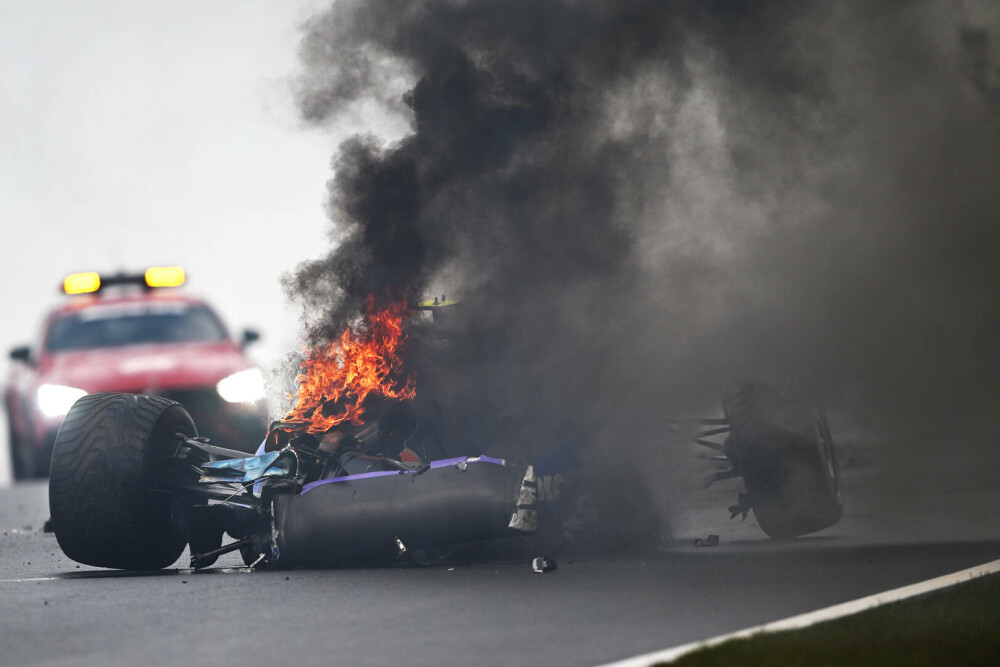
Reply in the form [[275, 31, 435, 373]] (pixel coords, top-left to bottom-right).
[[597, 557, 1000, 667]]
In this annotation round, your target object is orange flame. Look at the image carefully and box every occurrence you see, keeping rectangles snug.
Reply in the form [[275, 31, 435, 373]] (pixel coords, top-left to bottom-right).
[[280, 299, 416, 435]]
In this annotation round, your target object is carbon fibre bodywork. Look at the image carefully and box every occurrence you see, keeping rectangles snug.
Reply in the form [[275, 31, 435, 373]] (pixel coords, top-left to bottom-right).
[[273, 457, 534, 568]]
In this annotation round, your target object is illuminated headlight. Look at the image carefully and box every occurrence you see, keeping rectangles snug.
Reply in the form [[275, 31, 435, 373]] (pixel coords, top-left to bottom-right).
[[37, 384, 87, 418], [217, 368, 266, 403]]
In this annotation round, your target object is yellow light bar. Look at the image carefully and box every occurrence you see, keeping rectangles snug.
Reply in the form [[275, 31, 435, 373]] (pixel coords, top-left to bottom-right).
[[63, 272, 101, 295], [145, 266, 186, 288], [418, 296, 459, 308]]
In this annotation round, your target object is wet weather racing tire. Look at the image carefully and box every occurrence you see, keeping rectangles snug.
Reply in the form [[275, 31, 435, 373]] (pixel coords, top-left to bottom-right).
[[723, 382, 843, 539], [48, 393, 194, 570]]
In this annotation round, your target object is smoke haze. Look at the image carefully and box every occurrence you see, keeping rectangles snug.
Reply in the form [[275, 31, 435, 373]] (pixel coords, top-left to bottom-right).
[[285, 0, 1000, 478]]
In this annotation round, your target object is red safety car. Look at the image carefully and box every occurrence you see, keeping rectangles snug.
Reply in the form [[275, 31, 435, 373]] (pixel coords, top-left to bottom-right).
[[4, 267, 268, 479]]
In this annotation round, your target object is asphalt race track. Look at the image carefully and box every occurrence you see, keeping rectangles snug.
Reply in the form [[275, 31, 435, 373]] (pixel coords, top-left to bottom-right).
[[2, 452, 999, 667]]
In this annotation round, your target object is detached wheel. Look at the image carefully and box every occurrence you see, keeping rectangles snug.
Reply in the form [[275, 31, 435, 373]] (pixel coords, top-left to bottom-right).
[[49, 393, 194, 570], [723, 382, 843, 539]]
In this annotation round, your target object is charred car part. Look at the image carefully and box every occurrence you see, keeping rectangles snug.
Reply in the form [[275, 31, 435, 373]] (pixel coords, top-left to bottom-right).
[[670, 382, 843, 539], [47, 393, 539, 571]]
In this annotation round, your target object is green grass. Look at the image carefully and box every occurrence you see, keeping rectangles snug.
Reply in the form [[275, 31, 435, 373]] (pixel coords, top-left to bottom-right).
[[663, 572, 1000, 667]]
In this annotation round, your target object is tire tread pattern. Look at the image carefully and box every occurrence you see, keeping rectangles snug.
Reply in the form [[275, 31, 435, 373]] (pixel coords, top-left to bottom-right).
[[48, 393, 192, 569]]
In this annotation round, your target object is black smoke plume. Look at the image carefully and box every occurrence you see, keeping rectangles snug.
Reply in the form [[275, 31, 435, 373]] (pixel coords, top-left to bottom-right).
[[286, 0, 1000, 481]]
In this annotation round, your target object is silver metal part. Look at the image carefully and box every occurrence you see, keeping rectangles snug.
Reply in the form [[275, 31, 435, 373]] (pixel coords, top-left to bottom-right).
[[508, 464, 539, 532]]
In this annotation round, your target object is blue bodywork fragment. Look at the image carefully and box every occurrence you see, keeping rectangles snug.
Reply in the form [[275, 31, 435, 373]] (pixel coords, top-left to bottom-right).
[[201, 450, 295, 483]]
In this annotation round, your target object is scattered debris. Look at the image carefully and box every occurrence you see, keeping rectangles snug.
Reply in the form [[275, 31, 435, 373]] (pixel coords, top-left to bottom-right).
[[532, 556, 558, 573], [728, 492, 752, 522], [694, 534, 719, 547]]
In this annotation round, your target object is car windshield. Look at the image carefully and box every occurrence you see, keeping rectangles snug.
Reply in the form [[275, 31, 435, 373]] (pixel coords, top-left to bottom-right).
[[46, 302, 229, 352]]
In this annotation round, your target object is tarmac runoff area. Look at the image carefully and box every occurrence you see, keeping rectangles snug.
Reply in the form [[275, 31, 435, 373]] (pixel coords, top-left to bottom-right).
[[598, 557, 1000, 667]]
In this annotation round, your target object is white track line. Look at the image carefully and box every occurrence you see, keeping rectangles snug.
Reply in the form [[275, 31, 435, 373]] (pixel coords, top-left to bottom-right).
[[598, 557, 1000, 667], [0, 576, 58, 584]]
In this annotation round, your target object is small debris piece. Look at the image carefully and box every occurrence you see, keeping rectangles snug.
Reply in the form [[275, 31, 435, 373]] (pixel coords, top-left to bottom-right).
[[532, 556, 558, 573], [694, 534, 720, 547], [396, 537, 407, 556], [43, 518, 54, 533], [728, 492, 752, 521]]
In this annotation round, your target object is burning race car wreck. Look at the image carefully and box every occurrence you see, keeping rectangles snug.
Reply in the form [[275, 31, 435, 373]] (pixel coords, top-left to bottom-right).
[[48, 299, 544, 570], [47, 296, 842, 572]]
